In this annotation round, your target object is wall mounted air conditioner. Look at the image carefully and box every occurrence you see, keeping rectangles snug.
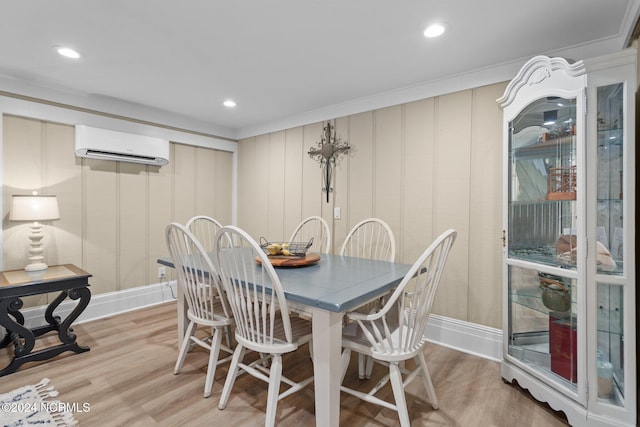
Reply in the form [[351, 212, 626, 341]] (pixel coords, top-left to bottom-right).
[[75, 125, 170, 166]]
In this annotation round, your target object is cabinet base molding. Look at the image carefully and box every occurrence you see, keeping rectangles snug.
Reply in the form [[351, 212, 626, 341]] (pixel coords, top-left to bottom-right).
[[501, 362, 634, 427]]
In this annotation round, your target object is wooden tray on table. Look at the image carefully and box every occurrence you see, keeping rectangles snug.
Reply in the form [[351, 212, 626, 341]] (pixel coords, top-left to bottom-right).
[[256, 252, 321, 268]]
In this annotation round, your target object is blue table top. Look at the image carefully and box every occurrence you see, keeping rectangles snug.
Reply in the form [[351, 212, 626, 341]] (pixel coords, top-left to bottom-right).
[[158, 253, 411, 313]]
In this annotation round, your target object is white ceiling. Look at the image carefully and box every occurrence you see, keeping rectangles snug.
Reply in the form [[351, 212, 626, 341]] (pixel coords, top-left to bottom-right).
[[0, 0, 638, 140]]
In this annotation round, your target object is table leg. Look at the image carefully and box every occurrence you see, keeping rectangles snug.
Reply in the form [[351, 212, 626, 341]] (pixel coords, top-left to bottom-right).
[[57, 287, 91, 345], [30, 291, 68, 338], [0, 287, 91, 377], [0, 300, 25, 349], [0, 297, 34, 356], [312, 308, 343, 427], [43, 291, 67, 327], [176, 281, 188, 349]]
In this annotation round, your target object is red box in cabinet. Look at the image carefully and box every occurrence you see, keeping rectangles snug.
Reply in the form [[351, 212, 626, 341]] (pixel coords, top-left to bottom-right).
[[549, 311, 577, 383]]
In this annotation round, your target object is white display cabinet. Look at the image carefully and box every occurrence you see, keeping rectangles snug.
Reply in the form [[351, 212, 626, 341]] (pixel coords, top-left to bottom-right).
[[497, 51, 636, 426]]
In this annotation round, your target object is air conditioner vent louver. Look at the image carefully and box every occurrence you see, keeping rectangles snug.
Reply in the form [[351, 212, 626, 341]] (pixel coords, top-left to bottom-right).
[[75, 125, 169, 166], [84, 149, 158, 162]]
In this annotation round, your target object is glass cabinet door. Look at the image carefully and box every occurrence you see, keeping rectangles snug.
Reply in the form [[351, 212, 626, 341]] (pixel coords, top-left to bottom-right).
[[595, 83, 624, 275], [594, 83, 625, 407], [507, 95, 579, 393], [508, 96, 578, 268]]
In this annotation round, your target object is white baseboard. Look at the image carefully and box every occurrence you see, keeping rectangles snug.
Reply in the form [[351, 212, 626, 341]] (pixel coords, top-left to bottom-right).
[[17, 280, 178, 329], [425, 314, 503, 362], [13, 281, 503, 362]]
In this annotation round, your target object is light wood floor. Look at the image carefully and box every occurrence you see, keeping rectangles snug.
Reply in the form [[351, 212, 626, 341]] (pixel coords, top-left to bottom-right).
[[0, 302, 569, 426]]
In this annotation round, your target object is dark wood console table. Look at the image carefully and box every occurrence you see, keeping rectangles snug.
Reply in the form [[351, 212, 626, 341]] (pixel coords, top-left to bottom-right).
[[0, 264, 91, 376]]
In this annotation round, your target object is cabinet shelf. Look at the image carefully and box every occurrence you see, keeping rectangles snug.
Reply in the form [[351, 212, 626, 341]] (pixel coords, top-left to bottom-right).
[[596, 262, 624, 276], [508, 342, 579, 391], [509, 247, 623, 275], [513, 135, 576, 156], [511, 286, 575, 316], [510, 287, 623, 336], [597, 128, 623, 145], [508, 246, 576, 270]]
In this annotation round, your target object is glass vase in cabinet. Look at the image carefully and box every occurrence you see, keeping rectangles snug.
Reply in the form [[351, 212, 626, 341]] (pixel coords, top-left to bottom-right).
[[497, 52, 636, 427]]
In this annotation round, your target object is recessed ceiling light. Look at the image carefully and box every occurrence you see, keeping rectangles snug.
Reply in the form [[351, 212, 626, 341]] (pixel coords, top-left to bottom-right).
[[424, 24, 445, 38], [223, 100, 236, 108], [56, 47, 81, 59]]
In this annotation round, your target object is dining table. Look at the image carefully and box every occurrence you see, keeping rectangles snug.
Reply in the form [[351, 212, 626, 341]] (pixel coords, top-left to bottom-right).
[[157, 252, 411, 427]]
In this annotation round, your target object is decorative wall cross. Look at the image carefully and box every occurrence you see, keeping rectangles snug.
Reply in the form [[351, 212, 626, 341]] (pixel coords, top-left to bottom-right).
[[308, 121, 350, 202]]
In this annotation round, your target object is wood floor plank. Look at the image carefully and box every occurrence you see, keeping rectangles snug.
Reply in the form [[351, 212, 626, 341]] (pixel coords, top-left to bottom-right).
[[0, 302, 569, 426]]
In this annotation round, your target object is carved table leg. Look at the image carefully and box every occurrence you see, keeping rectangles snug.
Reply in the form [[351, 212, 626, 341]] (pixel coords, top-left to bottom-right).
[[57, 287, 91, 346], [0, 301, 25, 349], [0, 286, 92, 377], [0, 297, 37, 376], [44, 291, 67, 326]]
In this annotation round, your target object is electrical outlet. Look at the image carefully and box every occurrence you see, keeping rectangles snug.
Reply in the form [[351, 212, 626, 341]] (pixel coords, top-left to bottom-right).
[[158, 266, 166, 279]]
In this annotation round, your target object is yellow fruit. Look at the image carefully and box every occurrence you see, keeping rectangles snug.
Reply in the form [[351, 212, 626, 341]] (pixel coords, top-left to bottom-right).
[[281, 249, 292, 256], [267, 243, 282, 255]]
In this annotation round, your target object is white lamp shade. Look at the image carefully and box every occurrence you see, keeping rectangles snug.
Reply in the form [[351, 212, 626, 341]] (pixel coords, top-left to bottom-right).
[[10, 195, 60, 221]]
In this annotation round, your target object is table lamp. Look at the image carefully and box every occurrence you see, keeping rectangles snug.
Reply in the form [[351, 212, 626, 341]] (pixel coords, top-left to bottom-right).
[[10, 193, 60, 271]]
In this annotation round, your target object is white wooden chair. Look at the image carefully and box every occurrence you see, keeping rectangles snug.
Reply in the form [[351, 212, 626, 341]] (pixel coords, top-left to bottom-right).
[[339, 229, 457, 427], [340, 217, 396, 378], [340, 217, 395, 262], [186, 215, 233, 350], [289, 215, 331, 254], [186, 215, 224, 253], [165, 222, 234, 398], [215, 225, 314, 427]]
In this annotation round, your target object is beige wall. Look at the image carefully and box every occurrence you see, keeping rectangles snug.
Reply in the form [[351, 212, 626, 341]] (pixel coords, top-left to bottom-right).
[[237, 82, 507, 329], [2, 46, 636, 332], [2, 115, 233, 304]]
